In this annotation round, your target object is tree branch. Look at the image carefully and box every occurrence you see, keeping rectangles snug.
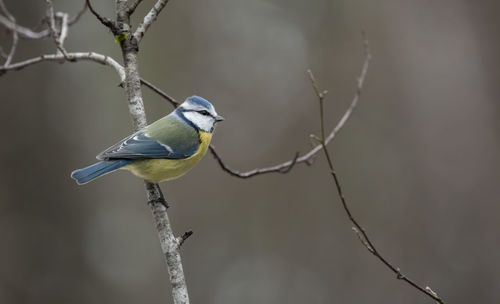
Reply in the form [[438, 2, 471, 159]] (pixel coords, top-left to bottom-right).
[[133, 0, 171, 43], [68, 1, 88, 26], [56, 12, 69, 47], [115, 1, 190, 303], [0, 48, 179, 110], [86, 0, 117, 32], [0, 0, 18, 67], [0, 1, 86, 40], [145, 182, 189, 303], [206, 37, 371, 178], [308, 68, 444, 303], [177, 230, 194, 249], [0, 14, 50, 39], [140, 77, 179, 108], [127, 0, 144, 15], [0, 52, 125, 81], [45, 0, 71, 60], [210, 147, 302, 178], [0, 46, 7, 59]]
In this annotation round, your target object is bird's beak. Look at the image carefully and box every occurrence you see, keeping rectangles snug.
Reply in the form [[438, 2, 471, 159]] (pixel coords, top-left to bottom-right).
[[215, 115, 225, 122]]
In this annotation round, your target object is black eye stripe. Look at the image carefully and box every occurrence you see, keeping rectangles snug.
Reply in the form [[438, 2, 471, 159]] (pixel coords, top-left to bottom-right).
[[183, 109, 212, 116]]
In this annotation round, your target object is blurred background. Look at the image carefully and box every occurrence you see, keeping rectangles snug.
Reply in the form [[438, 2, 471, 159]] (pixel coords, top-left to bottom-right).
[[1, 0, 499, 303]]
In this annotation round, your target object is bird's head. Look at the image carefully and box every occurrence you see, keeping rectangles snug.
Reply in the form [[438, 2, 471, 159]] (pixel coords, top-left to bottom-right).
[[176, 96, 224, 133]]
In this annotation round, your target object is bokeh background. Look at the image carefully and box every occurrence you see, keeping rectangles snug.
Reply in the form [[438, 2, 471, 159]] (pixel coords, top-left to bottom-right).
[[1, 0, 499, 303]]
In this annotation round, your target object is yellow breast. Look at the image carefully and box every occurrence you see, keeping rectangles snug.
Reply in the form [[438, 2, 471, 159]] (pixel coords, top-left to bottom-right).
[[122, 131, 213, 183]]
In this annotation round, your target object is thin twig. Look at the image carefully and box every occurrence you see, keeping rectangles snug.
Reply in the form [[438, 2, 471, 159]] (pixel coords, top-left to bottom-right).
[[0, 46, 7, 59], [140, 78, 179, 107], [0, 50, 177, 106], [68, 1, 88, 25], [45, 0, 57, 33], [0, 0, 18, 67], [56, 12, 69, 48], [177, 230, 193, 249], [0, 14, 50, 39], [133, 0, 171, 42], [210, 147, 301, 178], [45, 0, 71, 60], [0, 2, 86, 40], [3, 27, 17, 66], [308, 67, 444, 303], [0, 52, 125, 81], [206, 36, 371, 178], [86, 0, 116, 32], [127, 0, 144, 15]]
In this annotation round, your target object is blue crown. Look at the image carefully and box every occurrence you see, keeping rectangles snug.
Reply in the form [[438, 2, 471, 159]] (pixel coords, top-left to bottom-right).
[[187, 95, 213, 109]]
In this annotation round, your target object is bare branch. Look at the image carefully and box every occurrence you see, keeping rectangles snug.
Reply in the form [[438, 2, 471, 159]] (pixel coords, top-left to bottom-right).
[[45, 0, 72, 60], [0, 14, 50, 39], [68, 1, 88, 25], [0, 52, 125, 81], [3, 26, 17, 66], [0, 48, 178, 108], [0, 1, 86, 40], [177, 230, 193, 249], [133, 0, 171, 43], [127, 0, 144, 15], [279, 152, 300, 173], [56, 12, 69, 47], [144, 183, 189, 304], [209, 147, 301, 178], [86, 0, 117, 32], [45, 0, 57, 33], [206, 37, 371, 178], [140, 78, 179, 108], [308, 66, 444, 303], [352, 227, 374, 253], [0, 46, 7, 59], [0, 0, 19, 67]]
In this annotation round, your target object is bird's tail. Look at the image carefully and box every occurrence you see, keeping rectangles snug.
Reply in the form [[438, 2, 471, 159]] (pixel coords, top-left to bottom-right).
[[71, 160, 131, 185]]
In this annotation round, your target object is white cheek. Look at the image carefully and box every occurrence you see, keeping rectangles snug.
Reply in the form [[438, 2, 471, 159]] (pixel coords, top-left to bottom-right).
[[184, 112, 214, 132]]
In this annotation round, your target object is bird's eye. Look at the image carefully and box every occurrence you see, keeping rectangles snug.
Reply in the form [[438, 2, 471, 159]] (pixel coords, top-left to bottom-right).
[[199, 110, 210, 116]]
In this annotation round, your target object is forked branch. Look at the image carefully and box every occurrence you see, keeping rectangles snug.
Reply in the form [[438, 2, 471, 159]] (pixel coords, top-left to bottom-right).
[[45, 0, 72, 60], [85, 0, 118, 33], [308, 68, 444, 303], [0, 52, 125, 80], [0, 1, 86, 40], [134, 0, 171, 42], [128, 0, 144, 15], [207, 36, 371, 178]]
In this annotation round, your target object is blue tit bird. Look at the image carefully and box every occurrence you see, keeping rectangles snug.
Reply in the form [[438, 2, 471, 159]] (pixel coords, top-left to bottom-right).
[[71, 96, 224, 185]]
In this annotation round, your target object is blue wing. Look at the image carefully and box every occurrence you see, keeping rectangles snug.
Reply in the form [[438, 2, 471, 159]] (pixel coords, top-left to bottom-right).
[[97, 133, 180, 160], [97, 118, 200, 160]]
